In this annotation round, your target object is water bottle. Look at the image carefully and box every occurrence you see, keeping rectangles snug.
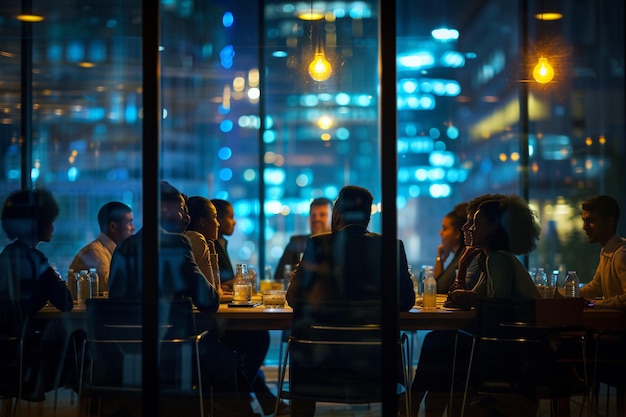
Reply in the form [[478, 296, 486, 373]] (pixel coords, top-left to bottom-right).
[[565, 270, 580, 298], [89, 268, 100, 298], [232, 264, 252, 304], [549, 269, 559, 298], [67, 269, 77, 301], [77, 269, 91, 303], [423, 269, 437, 310]]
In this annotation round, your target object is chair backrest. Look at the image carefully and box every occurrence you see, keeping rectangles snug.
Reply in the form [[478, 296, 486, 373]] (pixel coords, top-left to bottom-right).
[[535, 297, 585, 327], [473, 297, 536, 339], [84, 297, 197, 389], [288, 300, 387, 403], [0, 296, 22, 392]]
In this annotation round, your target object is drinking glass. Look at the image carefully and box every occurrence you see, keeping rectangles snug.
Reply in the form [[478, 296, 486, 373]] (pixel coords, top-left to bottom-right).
[[263, 290, 286, 308]]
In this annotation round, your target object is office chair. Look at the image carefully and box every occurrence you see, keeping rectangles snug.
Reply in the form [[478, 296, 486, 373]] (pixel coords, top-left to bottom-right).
[[456, 297, 588, 417], [275, 300, 411, 416], [76, 298, 209, 417]]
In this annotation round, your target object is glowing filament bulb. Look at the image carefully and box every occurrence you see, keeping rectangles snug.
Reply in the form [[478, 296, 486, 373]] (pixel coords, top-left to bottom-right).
[[533, 56, 555, 84], [308, 52, 332, 82]]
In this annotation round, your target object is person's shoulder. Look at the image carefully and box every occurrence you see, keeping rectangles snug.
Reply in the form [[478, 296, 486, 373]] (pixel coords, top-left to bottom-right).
[[74, 238, 99, 254], [184, 230, 206, 244], [491, 249, 512, 258], [114, 232, 140, 253], [289, 234, 309, 244], [163, 230, 193, 246], [310, 231, 332, 241], [487, 250, 515, 265]]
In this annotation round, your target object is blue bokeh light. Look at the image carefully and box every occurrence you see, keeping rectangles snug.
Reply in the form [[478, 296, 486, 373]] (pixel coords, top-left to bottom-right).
[[222, 11, 234, 28]]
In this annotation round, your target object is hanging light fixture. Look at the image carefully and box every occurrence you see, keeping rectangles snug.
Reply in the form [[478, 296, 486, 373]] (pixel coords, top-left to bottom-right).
[[532, 3, 560, 84], [533, 56, 554, 83], [305, 3, 332, 82]]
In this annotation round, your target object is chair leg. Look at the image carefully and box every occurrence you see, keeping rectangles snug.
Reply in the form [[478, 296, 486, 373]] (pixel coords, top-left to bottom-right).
[[449, 332, 460, 417], [193, 341, 204, 417], [460, 337, 476, 417], [52, 389, 59, 417], [399, 334, 411, 416], [274, 339, 291, 417]]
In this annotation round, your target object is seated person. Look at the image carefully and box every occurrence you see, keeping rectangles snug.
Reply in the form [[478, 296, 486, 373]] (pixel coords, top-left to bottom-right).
[[433, 202, 467, 293], [578, 195, 626, 403], [578, 195, 626, 310], [274, 197, 332, 281], [211, 199, 237, 291], [287, 185, 415, 417], [0, 188, 73, 399], [69, 201, 135, 294], [184, 196, 222, 297], [109, 181, 255, 417]]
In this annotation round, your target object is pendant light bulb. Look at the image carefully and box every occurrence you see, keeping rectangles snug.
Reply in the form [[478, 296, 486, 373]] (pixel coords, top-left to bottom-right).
[[308, 52, 332, 82], [533, 56, 554, 84]]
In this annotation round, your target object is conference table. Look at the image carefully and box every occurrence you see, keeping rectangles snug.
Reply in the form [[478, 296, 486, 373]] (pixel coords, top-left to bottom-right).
[[35, 296, 626, 333], [209, 303, 626, 332]]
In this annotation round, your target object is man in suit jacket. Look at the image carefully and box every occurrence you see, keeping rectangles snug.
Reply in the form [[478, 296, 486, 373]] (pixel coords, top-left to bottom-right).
[[287, 186, 414, 310], [286, 185, 415, 417], [274, 197, 333, 281]]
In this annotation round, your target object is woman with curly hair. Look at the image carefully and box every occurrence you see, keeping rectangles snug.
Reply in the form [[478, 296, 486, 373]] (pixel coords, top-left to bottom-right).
[[448, 194, 541, 309]]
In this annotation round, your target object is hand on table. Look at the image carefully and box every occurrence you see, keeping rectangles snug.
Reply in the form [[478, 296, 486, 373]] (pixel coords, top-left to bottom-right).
[[446, 289, 478, 310]]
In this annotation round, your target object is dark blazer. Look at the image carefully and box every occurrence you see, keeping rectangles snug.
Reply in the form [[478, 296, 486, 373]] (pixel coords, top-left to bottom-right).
[[109, 228, 219, 313], [287, 224, 415, 313], [0, 240, 73, 314], [214, 237, 235, 284], [274, 234, 308, 280]]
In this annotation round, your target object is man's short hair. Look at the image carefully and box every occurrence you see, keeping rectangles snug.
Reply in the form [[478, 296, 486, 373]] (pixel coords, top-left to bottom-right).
[[334, 186, 373, 226], [1, 188, 60, 240], [310, 197, 333, 210], [582, 195, 620, 224], [97, 201, 132, 232], [161, 180, 183, 203]]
